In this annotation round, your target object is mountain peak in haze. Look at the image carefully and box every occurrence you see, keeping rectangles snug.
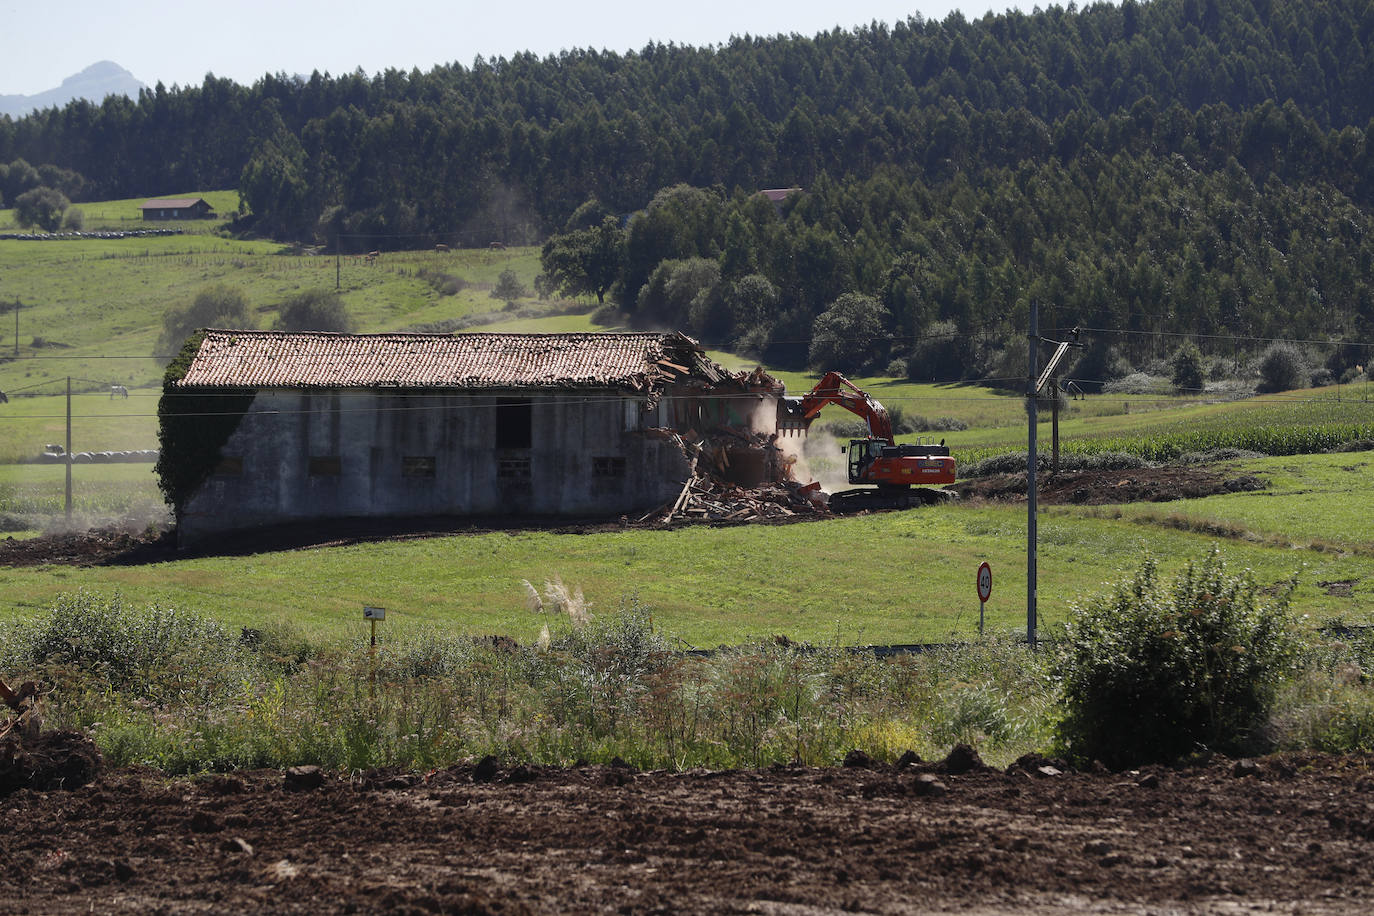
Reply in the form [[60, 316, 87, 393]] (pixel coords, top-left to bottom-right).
[[1, 61, 146, 119]]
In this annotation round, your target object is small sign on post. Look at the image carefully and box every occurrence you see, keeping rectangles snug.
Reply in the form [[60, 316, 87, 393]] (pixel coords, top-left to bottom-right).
[[363, 606, 385, 649], [976, 562, 992, 636]]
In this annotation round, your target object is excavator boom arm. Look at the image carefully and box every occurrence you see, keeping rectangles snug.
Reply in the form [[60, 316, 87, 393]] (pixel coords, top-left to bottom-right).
[[794, 371, 895, 443]]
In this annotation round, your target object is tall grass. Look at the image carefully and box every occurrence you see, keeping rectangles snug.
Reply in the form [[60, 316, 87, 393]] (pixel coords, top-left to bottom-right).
[[2, 591, 1056, 773], [8, 588, 1374, 773]]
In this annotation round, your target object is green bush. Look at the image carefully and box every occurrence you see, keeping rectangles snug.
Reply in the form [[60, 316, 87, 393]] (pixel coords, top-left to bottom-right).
[[157, 283, 254, 354], [1257, 342, 1307, 393], [1170, 342, 1205, 393], [5, 591, 258, 705], [490, 268, 528, 302], [1054, 548, 1298, 768], [272, 289, 355, 332]]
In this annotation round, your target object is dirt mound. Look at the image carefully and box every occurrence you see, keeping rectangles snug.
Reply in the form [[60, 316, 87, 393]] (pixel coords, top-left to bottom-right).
[[0, 730, 101, 796], [952, 465, 1266, 505], [4, 754, 1374, 913], [0, 525, 177, 568]]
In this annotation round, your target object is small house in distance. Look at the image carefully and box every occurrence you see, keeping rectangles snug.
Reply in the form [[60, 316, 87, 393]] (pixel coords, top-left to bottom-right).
[[162, 330, 785, 545], [140, 197, 215, 220]]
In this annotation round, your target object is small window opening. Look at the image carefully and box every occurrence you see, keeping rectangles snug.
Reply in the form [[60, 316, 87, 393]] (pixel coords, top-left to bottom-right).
[[593, 456, 627, 478], [497, 456, 532, 479], [495, 399, 533, 449], [403, 456, 436, 478], [309, 456, 341, 476]]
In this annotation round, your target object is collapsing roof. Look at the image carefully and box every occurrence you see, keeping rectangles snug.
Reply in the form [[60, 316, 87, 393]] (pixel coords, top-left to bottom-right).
[[175, 330, 776, 400]]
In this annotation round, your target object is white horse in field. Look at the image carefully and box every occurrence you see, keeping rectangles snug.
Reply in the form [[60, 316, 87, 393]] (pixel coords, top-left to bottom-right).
[[110, 385, 128, 399]]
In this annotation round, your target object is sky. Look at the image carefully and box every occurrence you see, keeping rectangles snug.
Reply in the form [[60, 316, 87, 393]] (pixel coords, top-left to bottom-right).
[[0, 0, 1029, 97]]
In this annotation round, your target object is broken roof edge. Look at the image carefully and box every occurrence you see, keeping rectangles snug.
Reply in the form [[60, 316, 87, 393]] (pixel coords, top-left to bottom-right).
[[173, 328, 783, 396]]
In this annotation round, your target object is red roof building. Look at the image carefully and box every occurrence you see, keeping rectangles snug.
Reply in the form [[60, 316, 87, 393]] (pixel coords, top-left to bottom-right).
[[140, 198, 216, 220], [164, 330, 783, 544]]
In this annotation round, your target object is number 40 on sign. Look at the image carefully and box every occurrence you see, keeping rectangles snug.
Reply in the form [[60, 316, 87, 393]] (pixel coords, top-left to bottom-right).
[[976, 563, 992, 636]]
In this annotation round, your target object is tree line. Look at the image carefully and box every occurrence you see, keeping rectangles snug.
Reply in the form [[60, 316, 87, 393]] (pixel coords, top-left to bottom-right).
[[2, 0, 1372, 372]]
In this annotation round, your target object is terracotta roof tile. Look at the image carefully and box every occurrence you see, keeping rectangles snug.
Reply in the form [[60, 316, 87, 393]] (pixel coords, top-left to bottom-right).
[[175, 330, 726, 391]]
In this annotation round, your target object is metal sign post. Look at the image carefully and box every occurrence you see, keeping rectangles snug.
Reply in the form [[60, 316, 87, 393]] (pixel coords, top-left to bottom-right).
[[977, 562, 992, 637], [363, 606, 385, 693]]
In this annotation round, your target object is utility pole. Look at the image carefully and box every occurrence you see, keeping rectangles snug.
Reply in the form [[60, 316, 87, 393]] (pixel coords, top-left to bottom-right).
[[1027, 302, 1038, 649], [65, 376, 73, 522], [1027, 312, 1083, 649]]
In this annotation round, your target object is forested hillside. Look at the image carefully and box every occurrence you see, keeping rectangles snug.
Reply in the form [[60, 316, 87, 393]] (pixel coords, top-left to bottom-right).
[[2, 0, 1373, 373]]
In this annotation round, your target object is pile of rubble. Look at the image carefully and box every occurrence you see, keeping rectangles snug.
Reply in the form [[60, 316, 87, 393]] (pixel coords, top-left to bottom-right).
[[1, 677, 101, 795], [642, 427, 830, 524]]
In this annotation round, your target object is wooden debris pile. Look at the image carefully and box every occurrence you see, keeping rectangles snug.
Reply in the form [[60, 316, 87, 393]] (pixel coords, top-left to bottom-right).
[[643, 427, 829, 524], [0, 677, 41, 742]]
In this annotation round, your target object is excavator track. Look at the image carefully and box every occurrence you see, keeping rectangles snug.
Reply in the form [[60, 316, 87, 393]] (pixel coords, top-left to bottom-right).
[[828, 486, 956, 513]]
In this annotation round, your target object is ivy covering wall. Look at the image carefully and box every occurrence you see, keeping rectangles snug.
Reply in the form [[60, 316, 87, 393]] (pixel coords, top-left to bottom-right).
[[154, 332, 257, 517]]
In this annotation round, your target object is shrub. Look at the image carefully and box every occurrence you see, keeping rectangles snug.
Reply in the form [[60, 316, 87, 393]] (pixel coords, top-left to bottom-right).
[[8, 591, 257, 705], [158, 284, 254, 354], [1170, 342, 1205, 393], [491, 268, 528, 302], [1176, 448, 1265, 465], [1054, 548, 1298, 768], [1068, 339, 1131, 394], [155, 332, 255, 514], [1257, 342, 1306, 393], [272, 289, 355, 332], [961, 451, 1147, 478], [590, 303, 621, 326], [1102, 372, 1169, 395], [417, 268, 466, 296]]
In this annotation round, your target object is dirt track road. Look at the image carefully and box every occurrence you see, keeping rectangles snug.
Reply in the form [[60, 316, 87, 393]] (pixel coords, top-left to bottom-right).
[[4, 753, 1374, 914]]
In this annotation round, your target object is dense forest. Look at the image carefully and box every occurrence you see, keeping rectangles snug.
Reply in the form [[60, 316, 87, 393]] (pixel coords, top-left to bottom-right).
[[2, 0, 1373, 374]]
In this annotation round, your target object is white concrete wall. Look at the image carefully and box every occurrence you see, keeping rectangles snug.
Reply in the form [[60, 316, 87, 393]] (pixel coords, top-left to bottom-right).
[[177, 387, 692, 544]]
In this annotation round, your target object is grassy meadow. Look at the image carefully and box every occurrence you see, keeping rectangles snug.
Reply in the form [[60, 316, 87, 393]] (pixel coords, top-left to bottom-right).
[[2, 458, 1372, 645], [4, 197, 1374, 773], [2, 190, 1373, 653], [0, 197, 564, 394]]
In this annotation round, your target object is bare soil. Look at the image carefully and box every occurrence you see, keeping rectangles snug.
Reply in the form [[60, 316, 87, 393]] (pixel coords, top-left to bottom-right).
[[3, 750, 1373, 914], [951, 465, 1265, 506]]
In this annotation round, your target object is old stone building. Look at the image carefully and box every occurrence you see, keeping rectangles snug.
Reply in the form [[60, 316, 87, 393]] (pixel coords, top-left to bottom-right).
[[164, 330, 784, 544]]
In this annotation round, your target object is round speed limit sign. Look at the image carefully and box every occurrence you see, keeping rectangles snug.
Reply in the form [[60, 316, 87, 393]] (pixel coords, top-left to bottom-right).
[[976, 562, 992, 603]]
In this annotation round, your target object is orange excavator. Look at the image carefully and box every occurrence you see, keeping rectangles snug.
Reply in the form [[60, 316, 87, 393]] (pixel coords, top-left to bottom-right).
[[777, 371, 956, 512]]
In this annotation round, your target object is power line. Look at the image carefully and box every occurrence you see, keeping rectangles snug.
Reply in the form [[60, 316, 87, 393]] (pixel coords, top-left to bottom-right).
[[1062, 326, 1374, 349]]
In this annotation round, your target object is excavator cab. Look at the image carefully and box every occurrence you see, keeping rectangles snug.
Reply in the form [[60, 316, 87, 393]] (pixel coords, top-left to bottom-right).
[[846, 438, 887, 483]]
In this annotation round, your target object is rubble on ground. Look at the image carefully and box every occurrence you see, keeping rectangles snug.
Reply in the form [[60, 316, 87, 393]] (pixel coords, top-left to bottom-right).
[[1, 677, 102, 795], [640, 427, 830, 524]]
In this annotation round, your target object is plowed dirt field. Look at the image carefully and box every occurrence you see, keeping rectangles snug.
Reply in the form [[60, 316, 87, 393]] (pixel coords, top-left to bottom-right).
[[5, 753, 1374, 914]]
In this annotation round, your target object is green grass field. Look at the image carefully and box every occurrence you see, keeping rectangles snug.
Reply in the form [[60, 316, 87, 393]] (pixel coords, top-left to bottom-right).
[[0, 193, 566, 394], [1065, 451, 1374, 556], [0, 462, 164, 523], [0, 191, 243, 234], [3, 460, 1370, 645], [4, 192, 1373, 652]]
